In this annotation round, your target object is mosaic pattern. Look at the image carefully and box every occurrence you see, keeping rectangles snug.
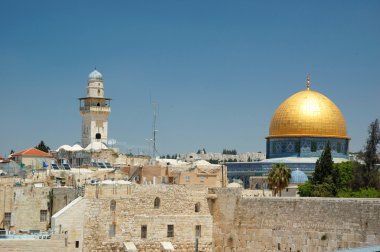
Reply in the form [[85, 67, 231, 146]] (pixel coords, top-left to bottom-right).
[[268, 89, 349, 139], [267, 137, 349, 159]]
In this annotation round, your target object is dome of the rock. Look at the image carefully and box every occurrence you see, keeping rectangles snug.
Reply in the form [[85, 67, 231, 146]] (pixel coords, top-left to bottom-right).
[[266, 76, 350, 159], [268, 89, 348, 139]]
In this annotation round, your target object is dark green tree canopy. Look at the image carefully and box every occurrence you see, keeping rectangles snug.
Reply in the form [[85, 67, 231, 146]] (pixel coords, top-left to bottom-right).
[[312, 142, 334, 185], [361, 119, 380, 188], [35, 141, 50, 153], [222, 149, 237, 155]]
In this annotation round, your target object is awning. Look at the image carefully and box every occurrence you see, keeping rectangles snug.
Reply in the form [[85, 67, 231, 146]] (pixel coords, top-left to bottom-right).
[[161, 241, 174, 251], [123, 242, 137, 252]]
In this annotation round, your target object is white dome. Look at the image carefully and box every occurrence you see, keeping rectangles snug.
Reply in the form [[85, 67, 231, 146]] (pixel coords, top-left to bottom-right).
[[56, 145, 73, 151], [88, 69, 103, 81], [84, 142, 108, 151], [71, 144, 84, 151]]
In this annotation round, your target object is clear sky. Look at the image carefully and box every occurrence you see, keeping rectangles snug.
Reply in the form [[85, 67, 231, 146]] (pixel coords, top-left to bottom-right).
[[0, 0, 379, 156]]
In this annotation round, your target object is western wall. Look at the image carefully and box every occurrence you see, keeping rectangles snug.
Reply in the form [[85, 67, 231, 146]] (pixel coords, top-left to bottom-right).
[[0, 183, 379, 251], [210, 188, 380, 252]]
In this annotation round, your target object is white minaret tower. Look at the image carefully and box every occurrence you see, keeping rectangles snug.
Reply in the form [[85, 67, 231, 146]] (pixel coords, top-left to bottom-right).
[[79, 69, 111, 148]]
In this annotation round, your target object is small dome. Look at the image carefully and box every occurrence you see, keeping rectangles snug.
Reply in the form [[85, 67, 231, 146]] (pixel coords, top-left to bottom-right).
[[290, 169, 308, 184], [88, 69, 103, 81]]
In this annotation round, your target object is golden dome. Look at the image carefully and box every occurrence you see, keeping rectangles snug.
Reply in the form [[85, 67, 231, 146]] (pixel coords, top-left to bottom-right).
[[268, 87, 349, 139]]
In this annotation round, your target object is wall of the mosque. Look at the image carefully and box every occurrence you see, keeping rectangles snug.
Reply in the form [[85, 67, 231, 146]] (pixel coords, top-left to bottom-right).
[[266, 137, 349, 159], [211, 188, 380, 252]]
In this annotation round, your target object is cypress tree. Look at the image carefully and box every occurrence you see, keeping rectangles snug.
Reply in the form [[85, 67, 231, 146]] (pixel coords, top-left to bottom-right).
[[362, 119, 380, 188], [312, 142, 334, 185]]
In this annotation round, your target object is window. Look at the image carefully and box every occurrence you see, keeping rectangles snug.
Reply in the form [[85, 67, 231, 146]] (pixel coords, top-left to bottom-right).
[[185, 176, 190, 182], [154, 197, 160, 209], [4, 212, 11, 226], [40, 210, 48, 222], [199, 176, 205, 182], [195, 202, 200, 213], [311, 141, 317, 152], [96, 133, 101, 140], [75, 241, 79, 248], [110, 200, 116, 211], [195, 225, 201, 237], [141, 225, 147, 239], [167, 225, 174, 237], [109, 224, 115, 237]]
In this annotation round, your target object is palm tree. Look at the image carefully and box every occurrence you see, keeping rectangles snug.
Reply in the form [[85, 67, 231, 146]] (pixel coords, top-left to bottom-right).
[[268, 163, 291, 197]]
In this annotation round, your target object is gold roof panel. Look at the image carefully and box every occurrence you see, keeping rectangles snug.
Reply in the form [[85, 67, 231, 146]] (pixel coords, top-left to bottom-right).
[[268, 89, 349, 139]]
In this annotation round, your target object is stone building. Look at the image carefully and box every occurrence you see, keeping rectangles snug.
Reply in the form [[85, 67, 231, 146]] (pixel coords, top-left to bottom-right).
[[0, 177, 77, 234], [11, 148, 53, 170], [52, 184, 213, 251], [136, 159, 227, 188]]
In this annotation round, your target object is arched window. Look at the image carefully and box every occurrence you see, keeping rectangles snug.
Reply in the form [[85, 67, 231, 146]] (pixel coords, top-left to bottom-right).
[[110, 199, 116, 211], [195, 202, 200, 212], [154, 197, 160, 209]]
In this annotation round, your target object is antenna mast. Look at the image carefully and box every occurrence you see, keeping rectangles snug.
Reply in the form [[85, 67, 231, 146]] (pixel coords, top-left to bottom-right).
[[152, 102, 158, 158]]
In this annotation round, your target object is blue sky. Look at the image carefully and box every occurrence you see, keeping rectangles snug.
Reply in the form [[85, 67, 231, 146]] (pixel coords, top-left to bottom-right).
[[0, 0, 379, 156]]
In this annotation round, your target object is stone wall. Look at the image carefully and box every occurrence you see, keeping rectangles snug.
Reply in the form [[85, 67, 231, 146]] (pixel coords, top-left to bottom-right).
[[0, 185, 51, 232], [53, 184, 214, 251], [211, 188, 380, 252], [0, 237, 67, 252], [52, 187, 77, 215], [52, 197, 86, 251]]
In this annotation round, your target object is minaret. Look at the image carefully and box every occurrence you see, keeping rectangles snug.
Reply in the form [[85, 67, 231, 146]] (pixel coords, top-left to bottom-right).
[[79, 69, 111, 148]]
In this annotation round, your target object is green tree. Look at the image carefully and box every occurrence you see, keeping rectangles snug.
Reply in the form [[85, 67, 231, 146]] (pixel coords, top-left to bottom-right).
[[334, 161, 353, 190], [311, 143, 339, 196], [35, 141, 50, 153], [312, 142, 334, 185], [222, 149, 237, 155], [361, 119, 380, 188], [298, 181, 313, 197], [268, 163, 291, 197]]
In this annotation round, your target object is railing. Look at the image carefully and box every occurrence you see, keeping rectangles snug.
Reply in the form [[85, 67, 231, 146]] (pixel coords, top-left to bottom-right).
[[80, 106, 111, 112]]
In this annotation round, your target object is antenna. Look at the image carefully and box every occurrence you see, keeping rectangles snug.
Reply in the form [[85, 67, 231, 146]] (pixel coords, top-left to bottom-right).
[[152, 102, 159, 158]]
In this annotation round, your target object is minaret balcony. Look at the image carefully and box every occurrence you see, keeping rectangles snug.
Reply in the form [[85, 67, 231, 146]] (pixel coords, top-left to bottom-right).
[[80, 106, 111, 113]]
